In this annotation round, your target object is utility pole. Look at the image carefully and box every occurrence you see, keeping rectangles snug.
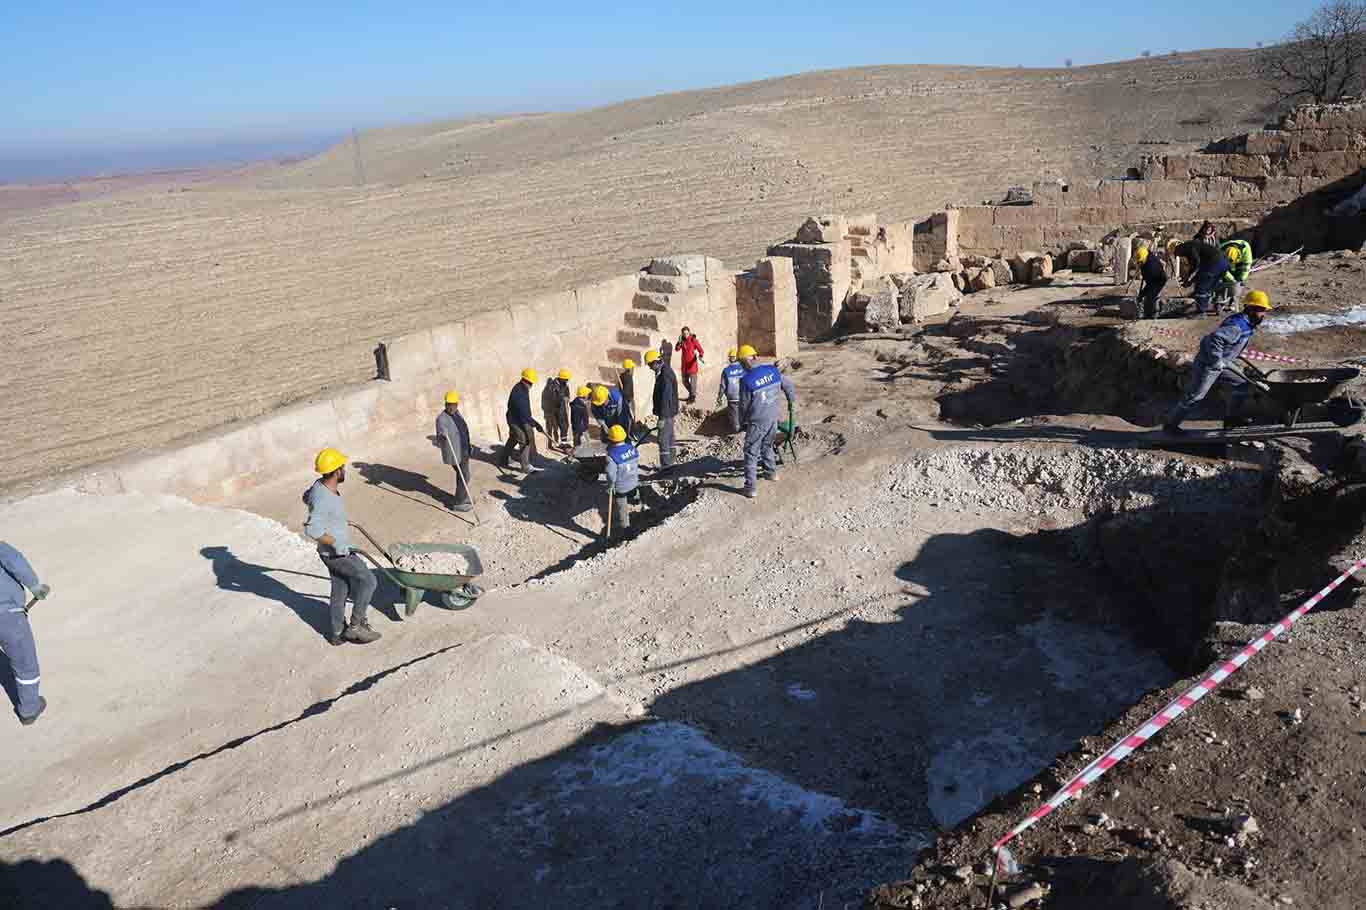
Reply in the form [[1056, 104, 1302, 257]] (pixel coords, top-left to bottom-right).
[[351, 128, 367, 187]]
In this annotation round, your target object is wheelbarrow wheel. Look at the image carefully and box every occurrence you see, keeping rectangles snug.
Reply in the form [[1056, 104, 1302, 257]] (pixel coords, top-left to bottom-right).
[[441, 591, 476, 611], [403, 586, 422, 618]]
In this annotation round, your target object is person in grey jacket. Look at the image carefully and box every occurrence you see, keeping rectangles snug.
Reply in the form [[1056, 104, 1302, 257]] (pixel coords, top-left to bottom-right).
[[716, 347, 746, 433], [1163, 291, 1272, 434], [436, 391, 473, 512], [737, 345, 797, 499], [304, 448, 380, 645], [0, 542, 50, 725]]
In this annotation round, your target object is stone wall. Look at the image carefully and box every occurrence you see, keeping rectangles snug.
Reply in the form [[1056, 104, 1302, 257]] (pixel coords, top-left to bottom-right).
[[768, 213, 916, 339], [950, 101, 1366, 265], [90, 262, 741, 503], [736, 257, 799, 359]]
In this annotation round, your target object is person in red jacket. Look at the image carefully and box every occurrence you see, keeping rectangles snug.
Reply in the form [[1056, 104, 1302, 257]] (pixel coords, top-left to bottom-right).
[[676, 327, 705, 402]]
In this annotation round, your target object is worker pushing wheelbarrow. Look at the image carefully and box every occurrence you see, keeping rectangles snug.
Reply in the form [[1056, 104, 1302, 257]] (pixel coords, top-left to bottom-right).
[[349, 523, 485, 617]]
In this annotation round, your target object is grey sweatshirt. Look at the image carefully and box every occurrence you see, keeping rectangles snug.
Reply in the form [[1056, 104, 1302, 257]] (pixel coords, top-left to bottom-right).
[[304, 481, 353, 556], [0, 542, 41, 610]]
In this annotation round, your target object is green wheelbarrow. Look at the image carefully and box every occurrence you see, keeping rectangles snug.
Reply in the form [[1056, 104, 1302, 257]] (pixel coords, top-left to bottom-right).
[[350, 523, 485, 617]]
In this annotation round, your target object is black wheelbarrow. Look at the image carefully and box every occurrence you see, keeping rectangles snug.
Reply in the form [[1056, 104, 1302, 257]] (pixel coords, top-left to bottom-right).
[[1239, 359, 1363, 427], [349, 523, 485, 616]]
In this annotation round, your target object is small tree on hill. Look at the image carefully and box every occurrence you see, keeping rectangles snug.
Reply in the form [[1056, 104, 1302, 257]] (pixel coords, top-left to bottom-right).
[[1260, 0, 1366, 103]]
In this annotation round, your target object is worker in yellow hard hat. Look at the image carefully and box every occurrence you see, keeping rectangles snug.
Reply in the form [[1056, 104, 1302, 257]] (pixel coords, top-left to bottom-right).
[[619, 358, 637, 424], [603, 424, 641, 537], [1134, 243, 1170, 321], [571, 385, 592, 449], [436, 391, 473, 512], [591, 382, 631, 441], [1217, 239, 1254, 313], [1163, 290, 1273, 435], [736, 344, 797, 499], [304, 448, 380, 645], [716, 346, 747, 433], [543, 368, 574, 451], [499, 368, 544, 474], [645, 348, 680, 470]]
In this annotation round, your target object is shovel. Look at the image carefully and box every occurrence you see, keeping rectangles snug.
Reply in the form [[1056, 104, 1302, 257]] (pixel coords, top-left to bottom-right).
[[21, 595, 38, 616]]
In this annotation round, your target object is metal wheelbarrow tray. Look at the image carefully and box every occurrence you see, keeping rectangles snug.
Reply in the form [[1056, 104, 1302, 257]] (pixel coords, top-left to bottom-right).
[[1255, 366, 1361, 427], [350, 523, 485, 616]]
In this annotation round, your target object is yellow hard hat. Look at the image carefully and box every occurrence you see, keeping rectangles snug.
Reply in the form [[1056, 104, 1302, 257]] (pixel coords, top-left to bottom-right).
[[623, 358, 636, 370], [558, 369, 572, 381], [644, 349, 661, 365], [444, 390, 460, 405], [607, 424, 628, 443], [577, 385, 592, 398], [1226, 245, 1242, 263], [1135, 246, 1149, 264], [1243, 290, 1271, 311], [592, 385, 610, 406], [314, 447, 348, 475], [727, 347, 738, 358], [521, 368, 538, 383], [737, 344, 758, 359]]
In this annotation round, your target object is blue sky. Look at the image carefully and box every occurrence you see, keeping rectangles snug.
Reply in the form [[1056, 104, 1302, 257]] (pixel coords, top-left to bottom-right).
[[2, 1, 1319, 167]]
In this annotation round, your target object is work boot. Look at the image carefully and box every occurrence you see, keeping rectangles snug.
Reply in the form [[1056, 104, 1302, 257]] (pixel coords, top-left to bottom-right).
[[452, 500, 474, 513], [743, 486, 758, 500], [18, 697, 47, 726], [760, 470, 779, 482], [326, 633, 345, 647], [344, 621, 382, 644]]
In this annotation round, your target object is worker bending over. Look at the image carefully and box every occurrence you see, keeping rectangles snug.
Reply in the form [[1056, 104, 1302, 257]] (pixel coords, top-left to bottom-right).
[[646, 348, 680, 470], [1135, 245, 1168, 321], [591, 384, 631, 441], [1218, 239, 1253, 312], [1178, 239, 1231, 316], [304, 449, 380, 645], [737, 344, 797, 500], [717, 347, 746, 433], [1163, 291, 1272, 434], [500, 369, 544, 473], [571, 385, 592, 449], [0, 542, 50, 725], [604, 424, 640, 537], [436, 391, 473, 512]]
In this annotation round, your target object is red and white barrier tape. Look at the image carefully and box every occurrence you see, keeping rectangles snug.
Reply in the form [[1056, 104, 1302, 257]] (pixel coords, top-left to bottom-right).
[[992, 557, 1366, 861], [1145, 327, 1305, 364]]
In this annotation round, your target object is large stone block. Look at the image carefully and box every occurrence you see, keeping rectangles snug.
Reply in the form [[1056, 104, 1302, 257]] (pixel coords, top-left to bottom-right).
[[639, 273, 689, 294], [990, 258, 1014, 285], [1122, 179, 1191, 206], [994, 225, 1046, 253], [1010, 250, 1040, 283], [1280, 150, 1358, 177], [1260, 176, 1302, 204], [956, 220, 998, 252], [969, 267, 996, 291], [648, 255, 707, 287], [795, 214, 849, 244], [846, 213, 878, 236], [994, 204, 1059, 226], [900, 273, 961, 322], [766, 241, 851, 340], [859, 276, 901, 331], [1063, 179, 1125, 207], [1069, 205, 1128, 226], [382, 328, 435, 379], [1244, 130, 1293, 156], [1224, 154, 1272, 178]]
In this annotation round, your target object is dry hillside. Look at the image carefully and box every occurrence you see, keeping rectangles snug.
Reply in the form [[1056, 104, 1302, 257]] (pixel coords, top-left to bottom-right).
[[1, 51, 1274, 489]]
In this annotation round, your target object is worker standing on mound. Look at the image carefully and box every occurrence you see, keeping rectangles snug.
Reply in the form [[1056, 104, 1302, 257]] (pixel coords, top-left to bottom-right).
[[591, 384, 630, 441], [571, 385, 592, 449], [604, 424, 640, 537], [0, 542, 51, 725], [1135, 245, 1168, 320], [737, 344, 797, 500], [500, 369, 544, 473], [436, 391, 473, 512], [1163, 291, 1273, 435], [717, 347, 746, 433], [646, 348, 679, 471], [1218, 239, 1254, 312], [304, 449, 380, 645], [544, 369, 573, 450]]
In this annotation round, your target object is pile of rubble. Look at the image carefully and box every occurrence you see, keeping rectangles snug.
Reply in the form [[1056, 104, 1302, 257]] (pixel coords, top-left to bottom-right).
[[933, 243, 1112, 296]]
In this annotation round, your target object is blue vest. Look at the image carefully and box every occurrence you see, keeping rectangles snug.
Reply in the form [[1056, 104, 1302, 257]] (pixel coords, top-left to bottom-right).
[[606, 442, 640, 492], [742, 363, 783, 408], [721, 362, 746, 400]]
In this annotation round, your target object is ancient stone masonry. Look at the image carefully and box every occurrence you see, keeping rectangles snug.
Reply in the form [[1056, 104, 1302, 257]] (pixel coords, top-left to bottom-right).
[[769, 213, 916, 340], [945, 101, 1366, 267], [736, 257, 799, 360]]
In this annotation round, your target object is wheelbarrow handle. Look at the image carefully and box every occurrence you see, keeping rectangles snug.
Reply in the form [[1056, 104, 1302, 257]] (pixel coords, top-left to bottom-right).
[[21, 595, 38, 615], [348, 523, 396, 565], [1234, 357, 1273, 393]]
